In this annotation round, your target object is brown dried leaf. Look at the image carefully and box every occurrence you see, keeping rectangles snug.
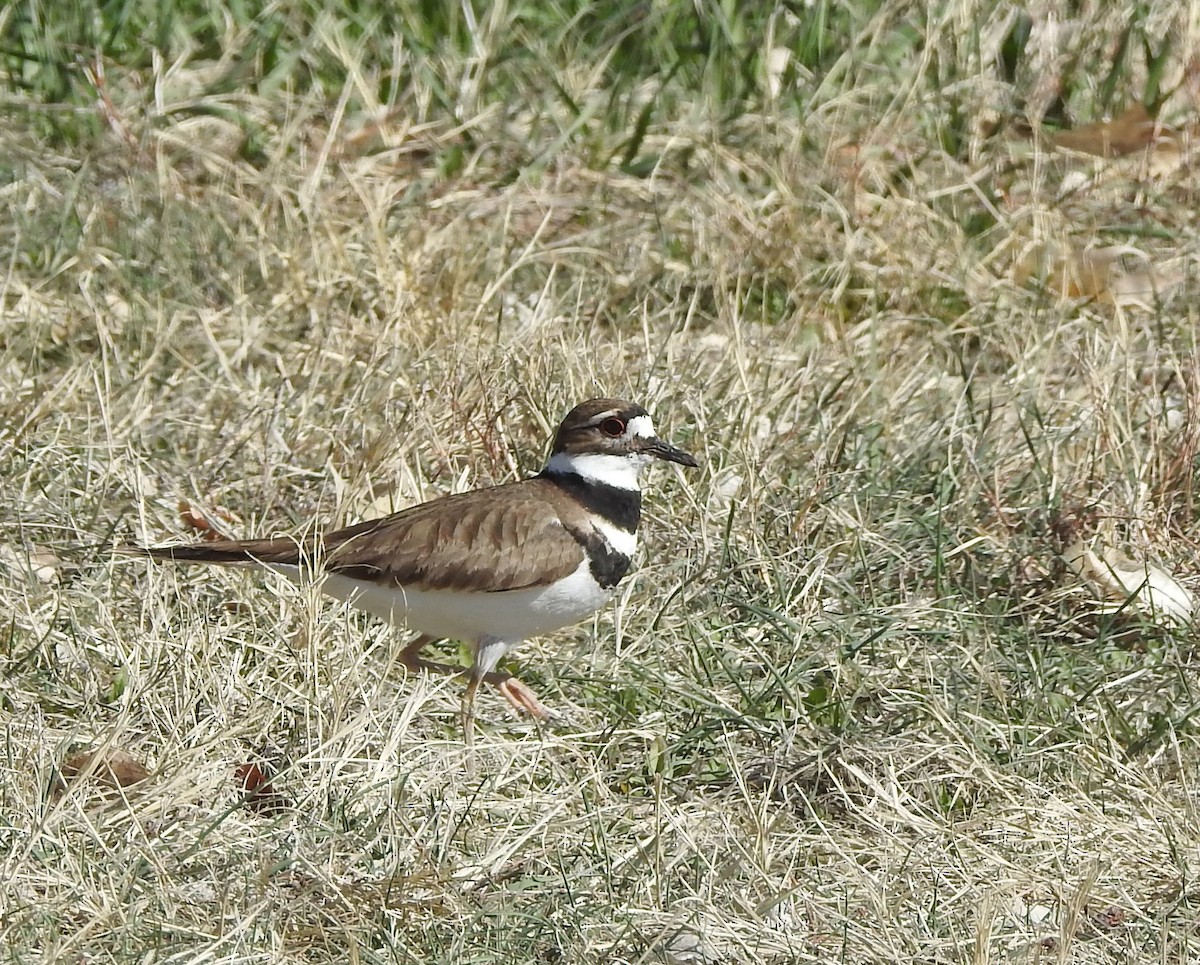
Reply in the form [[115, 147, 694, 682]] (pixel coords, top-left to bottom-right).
[[235, 760, 290, 815], [177, 500, 238, 541], [61, 749, 152, 790], [1013, 242, 1181, 306], [1051, 104, 1179, 158], [1090, 905, 1129, 932], [1012, 243, 1115, 299]]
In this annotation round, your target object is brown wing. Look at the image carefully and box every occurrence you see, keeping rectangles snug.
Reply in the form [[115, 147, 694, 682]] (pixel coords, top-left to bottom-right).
[[127, 478, 586, 593], [323, 479, 586, 591]]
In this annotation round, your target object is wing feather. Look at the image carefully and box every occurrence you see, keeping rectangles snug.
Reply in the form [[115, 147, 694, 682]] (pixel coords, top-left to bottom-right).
[[325, 484, 585, 591], [130, 479, 586, 592]]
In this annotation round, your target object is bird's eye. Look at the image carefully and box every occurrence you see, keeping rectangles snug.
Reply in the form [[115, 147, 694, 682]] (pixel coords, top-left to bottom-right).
[[599, 417, 626, 437]]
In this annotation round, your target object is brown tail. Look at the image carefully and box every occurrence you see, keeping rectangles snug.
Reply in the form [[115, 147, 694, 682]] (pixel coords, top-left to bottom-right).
[[116, 536, 317, 567]]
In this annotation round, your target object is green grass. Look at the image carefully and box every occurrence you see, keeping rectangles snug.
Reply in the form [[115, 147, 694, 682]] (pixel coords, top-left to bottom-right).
[[4, 1, 1200, 962]]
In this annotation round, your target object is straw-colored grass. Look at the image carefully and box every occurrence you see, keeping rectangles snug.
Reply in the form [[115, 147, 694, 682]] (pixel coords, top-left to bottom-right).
[[3, 3, 1200, 962]]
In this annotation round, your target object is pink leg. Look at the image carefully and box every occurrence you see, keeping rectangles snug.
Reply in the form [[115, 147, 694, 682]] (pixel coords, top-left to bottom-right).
[[483, 671, 551, 719], [462, 674, 482, 750], [472, 637, 553, 720], [398, 634, 462, 676], [399, 634, 552, 723]]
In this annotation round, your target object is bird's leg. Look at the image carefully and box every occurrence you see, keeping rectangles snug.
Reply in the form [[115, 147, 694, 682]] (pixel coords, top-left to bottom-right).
[[400, 635, 552, 726], [461, 672, 482, 751], [469, 637, 552, 721], [398, 634, 463, 676]]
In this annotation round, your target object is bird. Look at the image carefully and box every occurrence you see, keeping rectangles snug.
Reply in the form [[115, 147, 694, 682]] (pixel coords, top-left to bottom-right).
[[122, 398, 699, 742]]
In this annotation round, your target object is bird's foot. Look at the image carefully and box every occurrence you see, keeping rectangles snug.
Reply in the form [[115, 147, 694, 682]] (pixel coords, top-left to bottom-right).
[[481, 670, 551, 720], [402, 634, 550, 722]]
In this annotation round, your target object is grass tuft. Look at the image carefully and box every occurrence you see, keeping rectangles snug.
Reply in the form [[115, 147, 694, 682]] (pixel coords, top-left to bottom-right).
[[5, 1, 1200, 962]]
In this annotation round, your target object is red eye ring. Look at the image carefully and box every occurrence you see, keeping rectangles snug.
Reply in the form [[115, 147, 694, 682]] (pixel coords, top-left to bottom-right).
[[599, 417, 626, 437]]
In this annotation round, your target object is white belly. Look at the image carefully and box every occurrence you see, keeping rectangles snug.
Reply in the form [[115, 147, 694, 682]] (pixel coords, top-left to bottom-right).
[[268, 560, 613, 644]]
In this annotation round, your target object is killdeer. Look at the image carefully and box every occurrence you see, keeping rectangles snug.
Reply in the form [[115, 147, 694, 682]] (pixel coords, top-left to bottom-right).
[[124, 398, 699, 741]]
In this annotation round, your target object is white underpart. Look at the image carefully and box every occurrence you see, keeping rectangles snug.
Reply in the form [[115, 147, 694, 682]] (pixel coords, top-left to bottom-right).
[[545, 451, 648, 490], [263, 560, 613, 655]]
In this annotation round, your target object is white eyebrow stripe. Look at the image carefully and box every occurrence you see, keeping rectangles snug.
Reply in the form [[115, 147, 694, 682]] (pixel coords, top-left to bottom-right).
[[586, 409, 622, 425]]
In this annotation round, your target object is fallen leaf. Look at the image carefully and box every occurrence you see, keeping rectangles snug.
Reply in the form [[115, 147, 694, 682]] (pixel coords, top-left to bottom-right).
[[1051, 104, 1179, 157], [1064, 540, 1194, 623], [1090, 905, 1129, 932], [1109, 260, 1186, 310], [0, 543, 78, 584], [235, 760, 290, 815], [1013, 242, 1182, 306], [61, 749, 152, 790], [178, 500, 238, 541], [1013, 243, 1114, 299], [763, 46, 791, 100]]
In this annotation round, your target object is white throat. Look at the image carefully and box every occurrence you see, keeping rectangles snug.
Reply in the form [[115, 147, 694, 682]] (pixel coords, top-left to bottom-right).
[[544, 450, 646, 490]]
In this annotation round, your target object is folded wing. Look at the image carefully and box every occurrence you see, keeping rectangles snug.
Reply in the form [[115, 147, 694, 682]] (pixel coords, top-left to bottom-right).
[[125, 480, 586, 593]]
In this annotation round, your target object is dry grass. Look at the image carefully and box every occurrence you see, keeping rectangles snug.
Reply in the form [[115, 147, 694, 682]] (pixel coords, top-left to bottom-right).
[[5, 3, 1200, 962]]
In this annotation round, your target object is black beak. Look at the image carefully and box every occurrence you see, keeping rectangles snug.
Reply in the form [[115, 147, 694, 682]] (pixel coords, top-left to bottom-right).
[[641, 437, 700, 468]]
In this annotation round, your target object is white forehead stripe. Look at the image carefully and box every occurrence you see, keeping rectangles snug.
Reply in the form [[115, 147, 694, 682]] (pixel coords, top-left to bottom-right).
[[628, 414, 656, 438]]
